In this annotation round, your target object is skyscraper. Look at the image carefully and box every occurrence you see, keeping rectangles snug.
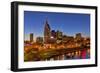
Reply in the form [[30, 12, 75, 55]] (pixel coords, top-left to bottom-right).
[[44, 19, 51, 43], [56, 30, 63, 39], [30, 33, 33, 42], [36, 37, 43, 44], [51, 30, 56, 38]]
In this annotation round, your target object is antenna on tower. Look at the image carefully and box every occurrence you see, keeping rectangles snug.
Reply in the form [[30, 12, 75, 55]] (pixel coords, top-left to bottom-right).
[[46, 16, 48, 24]]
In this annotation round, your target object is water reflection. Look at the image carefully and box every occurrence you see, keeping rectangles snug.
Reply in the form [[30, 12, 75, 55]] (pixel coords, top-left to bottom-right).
[[47, 48, 90, 61]]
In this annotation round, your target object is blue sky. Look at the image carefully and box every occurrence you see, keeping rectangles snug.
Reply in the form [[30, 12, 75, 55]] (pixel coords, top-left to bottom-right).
[[24, 11, 90, 41]]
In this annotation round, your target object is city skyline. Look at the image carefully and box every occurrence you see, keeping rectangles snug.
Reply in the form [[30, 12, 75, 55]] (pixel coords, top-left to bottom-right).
[[24, 11, 90, 41]]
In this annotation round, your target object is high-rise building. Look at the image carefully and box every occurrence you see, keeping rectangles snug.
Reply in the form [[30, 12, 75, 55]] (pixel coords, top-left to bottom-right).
[[56, 30, 63, 44], [51, 30, 56, 38], [62, 35, 74, 43], [44, 19, 51, 43], [75, 33, 82, 40], [36, 37, 43, 44], [56, 30, 63, 39], [30, 33, 33, 42]]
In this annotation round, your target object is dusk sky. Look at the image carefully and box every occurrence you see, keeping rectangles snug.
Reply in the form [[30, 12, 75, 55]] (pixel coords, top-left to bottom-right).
[[24, 11, 90, 41]]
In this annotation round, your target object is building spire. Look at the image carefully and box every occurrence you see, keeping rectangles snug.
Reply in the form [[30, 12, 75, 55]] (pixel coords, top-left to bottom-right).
[[45, 17, 50, 29], [44, 17, 51, 43], [46, 17, 48, 24]]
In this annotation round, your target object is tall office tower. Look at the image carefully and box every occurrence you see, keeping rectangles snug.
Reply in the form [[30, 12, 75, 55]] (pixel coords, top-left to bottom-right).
[[30, 33, 33, 42], [44, 19, 51, 43]]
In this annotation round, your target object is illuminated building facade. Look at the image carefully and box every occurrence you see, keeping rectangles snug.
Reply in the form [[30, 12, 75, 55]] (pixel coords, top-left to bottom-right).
[[44, 19, 51, 43], [51, 30, 56, 38], [36, 37, 43, 44], [62, 35, 74, 43], [76, 33, 82, 40], [56, 30, 63, 39]]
